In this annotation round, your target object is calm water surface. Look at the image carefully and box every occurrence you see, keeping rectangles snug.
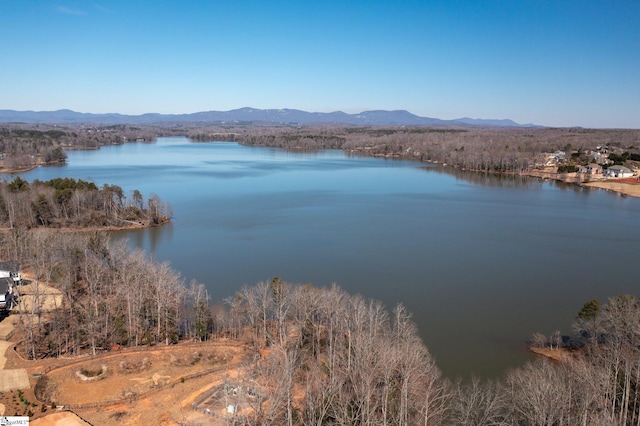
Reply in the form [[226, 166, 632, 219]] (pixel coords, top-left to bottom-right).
[[14, 138, 640, 378]]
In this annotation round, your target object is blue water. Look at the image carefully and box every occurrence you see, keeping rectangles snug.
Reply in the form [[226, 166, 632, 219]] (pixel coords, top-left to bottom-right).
[[12, 137, 640, 378]]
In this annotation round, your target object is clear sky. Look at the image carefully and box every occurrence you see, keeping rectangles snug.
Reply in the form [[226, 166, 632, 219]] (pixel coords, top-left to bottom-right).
[[1, 1, 639, 128]]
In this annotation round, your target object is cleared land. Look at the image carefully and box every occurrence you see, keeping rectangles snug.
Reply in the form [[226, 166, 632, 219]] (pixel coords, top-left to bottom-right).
[[0, 327, 253, 425]]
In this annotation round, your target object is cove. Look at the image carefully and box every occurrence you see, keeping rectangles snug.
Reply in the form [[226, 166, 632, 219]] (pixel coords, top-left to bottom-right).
[[13, 137, 640, 378]]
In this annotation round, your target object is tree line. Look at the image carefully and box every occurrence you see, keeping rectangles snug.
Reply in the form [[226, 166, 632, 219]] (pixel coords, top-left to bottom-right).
[[230, 126, 640, 174], [2, 229, 209, 359], [0, 177, 171, 229]]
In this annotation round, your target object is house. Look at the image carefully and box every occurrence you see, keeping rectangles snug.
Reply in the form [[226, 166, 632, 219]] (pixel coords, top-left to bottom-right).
[[605, 165, 634, 178], [577, 164, 603, 175], [0, 261, 21, 285], [539, 151, 567, 167]]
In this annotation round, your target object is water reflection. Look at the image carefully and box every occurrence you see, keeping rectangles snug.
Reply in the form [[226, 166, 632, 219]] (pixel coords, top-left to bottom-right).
[[424, 165, 544, 190], [112, 222, 174, 255]]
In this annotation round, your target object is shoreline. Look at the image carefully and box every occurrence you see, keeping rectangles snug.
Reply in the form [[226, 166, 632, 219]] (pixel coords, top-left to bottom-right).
[[0, 159, 68, 174], [581, 179, 640, 198], [0, 218, 170, 234], [529, 346, 575, 363], [0, 164, 40, 174], [359, 151, 640, 199], [522, 169, 640, 198]]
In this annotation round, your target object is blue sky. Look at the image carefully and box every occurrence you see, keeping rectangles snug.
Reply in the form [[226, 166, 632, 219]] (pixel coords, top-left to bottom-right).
[[1, 1, 639, 128]]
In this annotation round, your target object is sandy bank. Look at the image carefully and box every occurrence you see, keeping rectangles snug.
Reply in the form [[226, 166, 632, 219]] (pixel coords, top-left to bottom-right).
[[529, 347, 574, 363], [523, 169, 640, 199], [0, 218, 170, 234], [582, 180, 640, 198]]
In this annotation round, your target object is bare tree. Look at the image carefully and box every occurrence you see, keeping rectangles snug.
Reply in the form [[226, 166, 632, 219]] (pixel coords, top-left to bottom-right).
[[504, 359, 573, 425], [450, 377, 505, 426]]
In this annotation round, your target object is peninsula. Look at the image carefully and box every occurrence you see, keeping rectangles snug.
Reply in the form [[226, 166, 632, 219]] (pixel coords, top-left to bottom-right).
[[0, 177, 171, 231]]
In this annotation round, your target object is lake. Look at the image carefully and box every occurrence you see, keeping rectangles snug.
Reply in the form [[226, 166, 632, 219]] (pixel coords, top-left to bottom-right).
[[12, 137, 640, 378]]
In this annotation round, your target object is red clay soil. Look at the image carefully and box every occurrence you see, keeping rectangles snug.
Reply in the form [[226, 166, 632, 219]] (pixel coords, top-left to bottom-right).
[[611, 177, 640, 184]]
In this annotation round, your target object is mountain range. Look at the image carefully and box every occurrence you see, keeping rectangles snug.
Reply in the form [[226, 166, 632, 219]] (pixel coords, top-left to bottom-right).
[[0, 107, 539, 127]]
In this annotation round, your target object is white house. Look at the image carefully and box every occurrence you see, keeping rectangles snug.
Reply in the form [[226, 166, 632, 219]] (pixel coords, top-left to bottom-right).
[[605, 165, 634, 178]]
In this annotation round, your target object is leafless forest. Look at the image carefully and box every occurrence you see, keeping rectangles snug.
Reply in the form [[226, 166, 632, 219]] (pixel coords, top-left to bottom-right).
[[3, 228, 640, 425]]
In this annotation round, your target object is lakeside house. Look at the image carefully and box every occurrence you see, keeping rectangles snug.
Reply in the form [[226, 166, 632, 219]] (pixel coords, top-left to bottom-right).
[[605, 165, 634, 178], [538, 150, 567, 167], [578, 164, 603, 175]]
